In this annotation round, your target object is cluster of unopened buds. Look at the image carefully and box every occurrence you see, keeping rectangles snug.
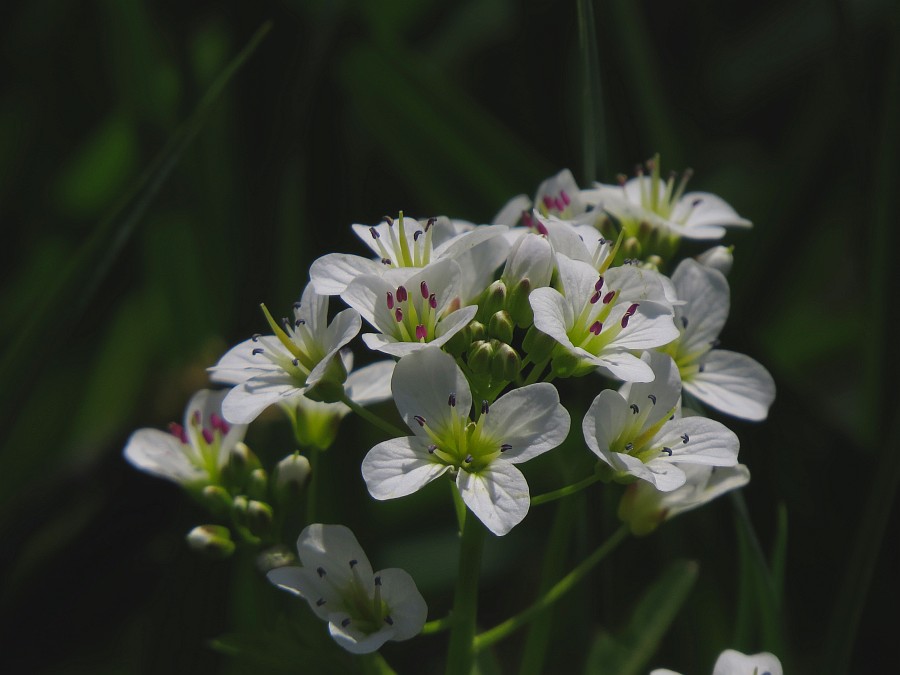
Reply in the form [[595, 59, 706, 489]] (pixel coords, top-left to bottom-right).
[[125, 155, 778, 667]]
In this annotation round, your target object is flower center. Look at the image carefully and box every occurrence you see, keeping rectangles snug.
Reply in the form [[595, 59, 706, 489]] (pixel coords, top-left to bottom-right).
[[315, 561, 394, 635], [170, 410, 231, 478], [537, 189, 574, 220], [386, 280, 439, 343], [568, 275, 639, 355], [368, 212, 436, 269], [621, 154, 697, 223], [414, 396, 510, 472], [609, 395, 683, 463]]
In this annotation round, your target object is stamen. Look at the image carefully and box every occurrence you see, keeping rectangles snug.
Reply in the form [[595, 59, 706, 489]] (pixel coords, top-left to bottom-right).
[[349, 559, 358, 568], [560, 189, 571, 205], [589, 321, 603, 335], [662, 447, 673, 456], [252, 348, 264, 356], [414, 415, 426, 427], [481, 400, 490, 415], [590, 291, 601, 304], [374, 576, 382, 586], [369, 227, 380, 239], [383, 215, 394, 226], [464, 454, 473, 463], [647, 394, 657, 405], [630, 404, 640, 414], [448, 393, 456, 407], [420, 281, 429, 298], [316, 598, 326, 606], [625, 303, 639, 316], [295, 318, 305, 326], [427, 445, 437, 454], [595, 276, 604, 291], [681, 433, 689, 444], [426, 217, 436, 230], [414, 230, 423, 241], [429, 293, 437, 309], [202, 429, 214, 444], [291, 358, 299, 367], [384, 616, 394, 626], [293, 302, 302, 309], [500, 443, 512, 452], [621, 314, 631, 328], [386, 292, 394, 310], [192, 411, 201, 425], [168, 423, 187, 443], [625, 442, 634, 451], [415, 324, 427, 341], [317, 567, 326, 578], [251, 333, 261, 342], [396, 286, 408, 302], [602, 291, 615, 304], [341, 618, 351, 628], [681, 316, 689, 329], [395, 308, 403, 322], [381, 257, 392, 265]]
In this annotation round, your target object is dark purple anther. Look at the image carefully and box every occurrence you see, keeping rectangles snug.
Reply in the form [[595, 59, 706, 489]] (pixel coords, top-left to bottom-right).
[[589, 321, 603, 335], [464, 454, 473, 463], [295, 318, 305, 327], [626, 303, 639, 316], [291, 358, 300, 367], [317, 567, 326, 577], [429, 293, 437, 309], [349, 559, 358, 568], [542, 195, 554, 209], [414, 230, 423, 241], [647, 394, 657, 404], [481, 400, 490, 415], [500, 444, 512, 452], [535, 221, 549, 236], [415, 324, 427, 341], [621, 314, 631, 328], [202, 428, 214, 444], [386, 291, 394, 310], [554, 197, 565, 212], [426, 217, 436, 230], [374, 576, 382, 586], [396, 286, 408, 302], [560, 189, 571, 206], [341, 618, 351, 628], [522, 211, 534, 229], [662, 447, 673, 456], [168, 423, 187, 443], [316, 598, 326, 606], [192, 411, 201, 425], [395, 308, 403, 323], [420, 281, 429, 298], [369, 227, 380, 239], [414, 415, 426, 427], [681, 433, 689, 444], [448, 393, 456, 407], [681, 316, 688, 329], [630, 404, 639, 414], [427, 445, 437, 454], [251, 333, 261, 342], [603, 291, 615, 304], [590, 291, 601, 305], [595, 276, 605, 291], [252, 348, 264, 355], [692, 198, 703, 208], [381, 257, 392, 265], [384, 616, 394, 626], [210, 413, 228, 433]]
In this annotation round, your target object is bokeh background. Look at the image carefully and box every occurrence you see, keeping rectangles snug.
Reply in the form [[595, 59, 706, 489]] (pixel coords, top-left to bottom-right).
[[1, 0, 898, 673]]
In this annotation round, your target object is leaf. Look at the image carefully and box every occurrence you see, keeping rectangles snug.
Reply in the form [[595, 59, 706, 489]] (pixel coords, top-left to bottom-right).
[[582, 559, 698, 675]]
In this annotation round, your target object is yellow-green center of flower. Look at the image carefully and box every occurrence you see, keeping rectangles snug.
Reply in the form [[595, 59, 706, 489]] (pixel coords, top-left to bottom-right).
[[609, 394, 680, 464], [368, 211, 435, 268], [414, 396, 510, 473]]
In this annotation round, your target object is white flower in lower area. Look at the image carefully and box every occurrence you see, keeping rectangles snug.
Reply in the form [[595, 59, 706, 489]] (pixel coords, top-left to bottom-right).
[[123, 389, 246, 485], [651, 648, 782, 675], [267, 524, 427, 654], [361, 348, 570, 536], [582, 351, 739, 491], [208, 282, 360, 424], [530, 255, 678, 382], [619, 463, 750, 536], [664, 259, 775, 421], [342, 258, 477, 357]]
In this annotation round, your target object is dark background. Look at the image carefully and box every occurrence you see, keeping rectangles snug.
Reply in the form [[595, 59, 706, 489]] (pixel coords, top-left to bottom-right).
[[1, 0, 897, 673]]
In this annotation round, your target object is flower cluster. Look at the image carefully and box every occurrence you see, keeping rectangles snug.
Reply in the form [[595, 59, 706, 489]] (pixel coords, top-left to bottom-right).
[[124, 157, 775, 659]]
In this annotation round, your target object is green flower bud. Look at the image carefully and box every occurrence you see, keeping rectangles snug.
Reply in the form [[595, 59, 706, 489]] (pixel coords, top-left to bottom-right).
[[247, 468, 268, 501], [245, 500, 275, 539], [274, 452, 311, 502], [467, 340, 494, 374], [200, 485, 233, 516], [482, 280, 508, 318], [186, 525, 235, 559], [293, 401, 341, 450], [522, 325, 556, 362], [488, 310, 515, 344], [304, 354, 349, 403], [491, 342, 521, 381], [617, 483, 665, 537], [507, 278, 534, 328], [468, 320, 486, 343], [443, 322, 472, 356], [623, 236, 642, 258], [224, 442, 262, 484]]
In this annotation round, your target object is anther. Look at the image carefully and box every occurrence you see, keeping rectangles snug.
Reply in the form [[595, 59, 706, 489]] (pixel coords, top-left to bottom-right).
[[420, 281, 429, 298], [374, 576, 382, 586], [295, 318, 305, 326], [317, 567, 326, 578], [500, 444, 512, 452], [662, 447, 673, 456], [384, 616, 394, 626], [595, 276, 605, 291], [630, 404, 640, 414], [316, 598, 326, 606], [414, 415, 426, 427], [429, 293, 437, 309], [681, 316, 688, 329], [603, 291, 615, 304], [386, 291, 394, 310], [710, 339, 721, 348], [648, 394, 657, 404], [282, 317, 291, 331], [369, 227, 380, 239], [616, 173, 627, 186], [691, 198, 704, 208], [293, 302, 302, 309], [621, 314, 631, 328], [560, 189, 571, 206], [448, 393, 456, 407], [589, 320, 603, 335], [415, 324, 427, 341], [481, 400, 490, 415], [625, 442, 634, 451], [414, 230, 423, 241], [341, 618, 351, 628], [625, 303, 639, 316], [396, 286, 408, 302], [381, 257, 392, 265], [383, 215, 394, 226], [464, 454, 473, 463], [699, 364, 705, 373], [590, 291, 601, 304], [395, 308, 403, 322], [251, 333, 261, 342], [291, 358, 299, 367], [349, 559, 358, 568], [427, 445, 437, 454], [168, 422, 186, 441], [426, 217, 436, 229], [252, 348, 264, 355], [681, 433, 689, 444]]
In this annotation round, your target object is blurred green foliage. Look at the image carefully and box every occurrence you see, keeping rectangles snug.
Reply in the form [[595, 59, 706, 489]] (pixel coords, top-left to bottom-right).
[[1, 1, 898, 673]]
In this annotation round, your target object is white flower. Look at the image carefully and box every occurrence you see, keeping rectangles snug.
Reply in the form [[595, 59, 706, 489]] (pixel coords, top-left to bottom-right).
[[361, 348, 570, 536], [696, 245, 734, 275], [582, 351, 739, 491], [651, 648, 782, 675], [493, 169, 603, 227], [529, 255, 679, 382], [267, 524, 427, 654], [596, 158, 751, 241], [309, 213, 508, 303], [208, 283, 361, 424], [664, 259, 775, 420], [619, 462, 750, 536], [341, 258, 477, 357], [123, 389, 246, 485]]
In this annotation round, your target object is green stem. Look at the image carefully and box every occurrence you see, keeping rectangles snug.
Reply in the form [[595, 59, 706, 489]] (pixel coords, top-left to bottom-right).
[[474, 525, 628, 651], [422, 615, 453, 635], [340, 394, 406, 437], [306, 447, 320, 523], [522, 358, 550, 386], [445, 509, 486, 675], [531, 471, 603, 506]]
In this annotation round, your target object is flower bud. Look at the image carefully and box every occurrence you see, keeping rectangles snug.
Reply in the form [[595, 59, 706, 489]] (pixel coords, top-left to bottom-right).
[[201, 485, 233, 516], [186, 525, 235, 559], [481, 280, 508, 318], [488, 310, 515, 344], [443, 323, 471, 356], [507, 278, 534, 328], [491, 342, 521, 381], [274, 452, 311, 502], [222, 442, 261, 487], [467, 320, 486, 343], [293, 400, 342, 450], [467, 340, 494, 374], [502, 232, 553, 289], [622, 236, 642, 258], [522, 325, 556, 362], [695, 245, 734, 276], [550, 350, 583, 378], [304, 354, 349, 403], [247, 468, 268, 501], [245, 500, 275, 539], [617, 483, 667, 537]]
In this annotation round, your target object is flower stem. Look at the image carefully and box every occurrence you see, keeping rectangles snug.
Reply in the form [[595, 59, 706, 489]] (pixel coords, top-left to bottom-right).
[[306, 447, 320, 523], [531, 471, 604, 506], [422, 615, 453, 635], [340, 394, 406, 437], [445, 509, 486, 675], [473, 525, 629, 651]]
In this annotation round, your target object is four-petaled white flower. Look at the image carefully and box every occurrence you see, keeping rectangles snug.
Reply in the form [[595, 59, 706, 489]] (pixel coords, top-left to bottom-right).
[[493, 169, 602, 228], [596, 158, 751, 241], [268, 524, 427, 654], [663, 259, 775, 420], [361, 348, 570, 536], [341, 258, 477, 357], [530, 254, 679, 382], [652, 648, 782, 675], [208, 282, 361, 424], [582, 351, 740, 491], [123, 389, 246, 485]]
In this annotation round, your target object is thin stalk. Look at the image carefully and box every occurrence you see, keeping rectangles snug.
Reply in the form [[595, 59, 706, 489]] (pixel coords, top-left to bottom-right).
[[531, 471, 603, 506], [340, 394, 406, 438], [474, 525, 628, 651], [445, 510, 486, 675], [422, 615, 453, 635], [306, 448, 320, 524]]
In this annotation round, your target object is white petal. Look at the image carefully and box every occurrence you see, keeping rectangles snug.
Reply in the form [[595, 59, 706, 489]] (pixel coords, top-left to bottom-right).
[[345, 360, 395, 407], [617, 452, 687, 492], [613, 302, 679, 350], [620, 351, 682, 428], [486, 383, 570, 464], [606, 265, 672, 304], [362, 437, 450, 500], [712, 649, 782, 675], [328, 621, 395, 654], [492, 194, 532, 225], [208, 337, 281, 385], [502, 232, 554, 288], [596, 351, 655, 382], [583, 390, 629, 464], [684, 350, 775, 421], [655, 417, 739, 467], [343, 274, 395, 333], [267, 566, 338, 621], [457, 462, 530, 536], [296, 524, 372, 591], [555, 253, 600, 309], [672, 259, 729, 352], [123, 429, 202, 483], [392, 348, 471, 433], [222, 376, 301, 424], [677, 192, 752, 230], [435, 224, 509, 260], [306, 308, 362, 387], [529, 287, 575, 350], [376, 567, 428, 640], [434, 305, 478, 341], [309, 253, 384, 295], [663, 464, 750, 520]]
